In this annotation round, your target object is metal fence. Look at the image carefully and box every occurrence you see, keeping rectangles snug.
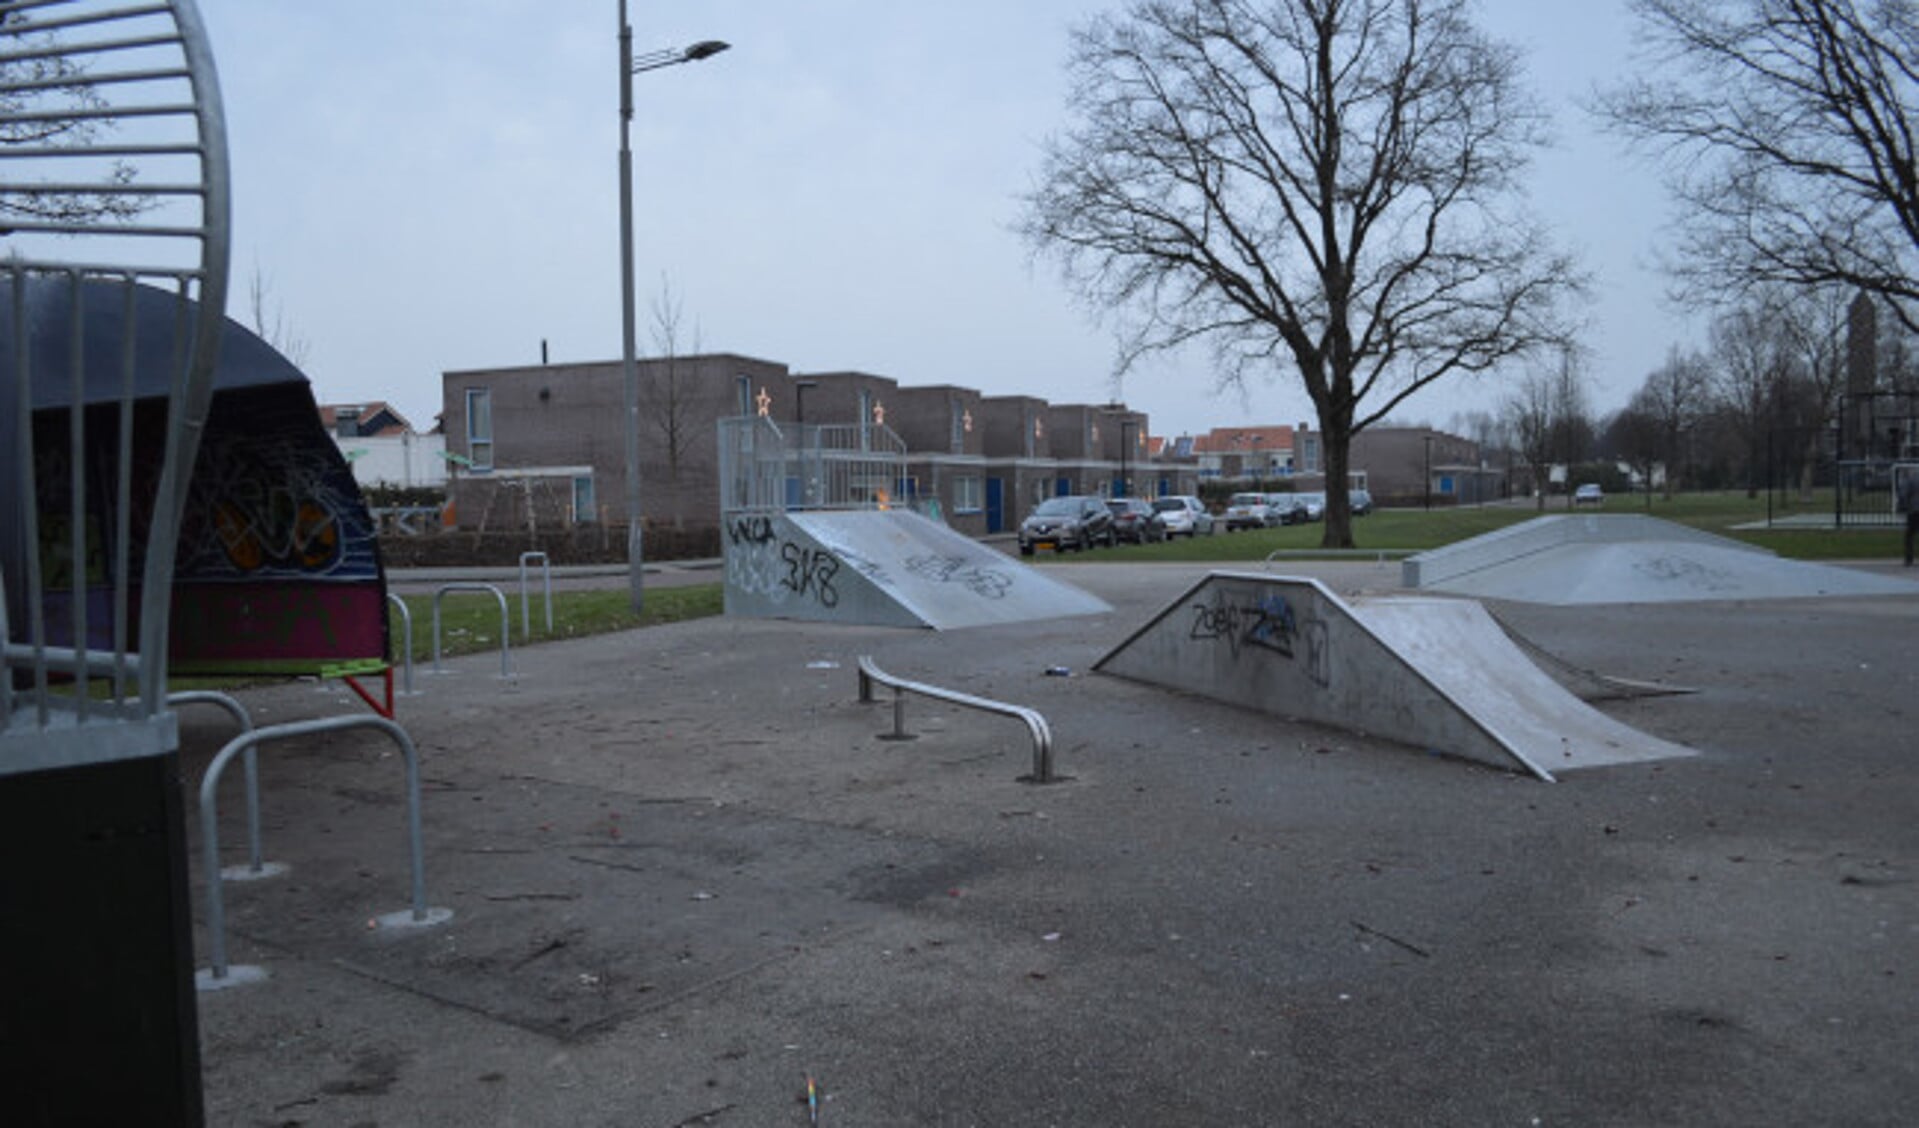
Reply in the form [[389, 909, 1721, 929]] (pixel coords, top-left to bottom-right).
[[717, 415, 908, 515]]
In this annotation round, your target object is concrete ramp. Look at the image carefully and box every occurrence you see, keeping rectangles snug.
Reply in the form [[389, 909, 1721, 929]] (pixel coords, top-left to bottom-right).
[[723, 509, 1110, 630], [1405, 514, 1919, 604], [1094, 572, 1695, 780]]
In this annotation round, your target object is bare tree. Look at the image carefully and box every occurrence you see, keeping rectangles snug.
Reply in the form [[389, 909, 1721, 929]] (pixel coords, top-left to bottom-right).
[[0, 14, 152, 227], [1708, 297, 1793, 495], [1774, 283, 1856, 494], [1503, 363, 1558, 510], [248, 264, 310, 368], [1631, 346, 1714, 496], [1601, 0, 1919, 327], [1022, 0, 1584, 546], [642, 274, 703, 530]]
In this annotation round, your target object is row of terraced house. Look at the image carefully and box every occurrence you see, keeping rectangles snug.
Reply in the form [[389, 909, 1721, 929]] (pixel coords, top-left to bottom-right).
[[434, 353, 1501, 539]]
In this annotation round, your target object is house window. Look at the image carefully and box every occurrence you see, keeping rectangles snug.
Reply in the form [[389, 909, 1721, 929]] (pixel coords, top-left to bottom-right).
[[1300, 434, 1320, 473], [465, 387, 493, 470], [955, 475, 982, 513], [572, 475, 595, 524], [950, 401, 965, 453], [736, 375, 753, 417]]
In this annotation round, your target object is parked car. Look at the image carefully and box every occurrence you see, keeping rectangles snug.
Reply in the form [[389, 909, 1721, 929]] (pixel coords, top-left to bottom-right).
[[1106, 497, 1167, 544], [1350, 487, 1374, 516], [1223, 491, 1281, 531], [1151, 495, 1215, 538], [1574, 483, 1604, 506], [1019, 495, 1116, 555], [1285, 491, 1326, 522]]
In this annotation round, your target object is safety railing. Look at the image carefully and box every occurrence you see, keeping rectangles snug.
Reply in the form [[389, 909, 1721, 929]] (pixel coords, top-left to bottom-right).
[[718, 415, 908, 515], [856, 655, 1058, 783]]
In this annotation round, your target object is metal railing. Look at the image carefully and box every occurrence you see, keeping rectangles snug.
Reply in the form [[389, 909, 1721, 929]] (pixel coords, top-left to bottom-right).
[[518, 551, 552, 638], [718, 415, 908, 515], [856, 655, 1059, 783]]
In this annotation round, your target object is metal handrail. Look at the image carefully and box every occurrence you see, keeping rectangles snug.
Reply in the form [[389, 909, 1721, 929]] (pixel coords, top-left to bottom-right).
[[856, 655, 1059, 783]]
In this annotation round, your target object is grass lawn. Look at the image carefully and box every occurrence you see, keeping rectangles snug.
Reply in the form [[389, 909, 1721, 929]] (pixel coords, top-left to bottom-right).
[[392, 583, 723, 664]]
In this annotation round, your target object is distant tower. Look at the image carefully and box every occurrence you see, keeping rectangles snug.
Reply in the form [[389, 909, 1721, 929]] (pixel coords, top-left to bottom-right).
[[1847, 291, 1877, 456]]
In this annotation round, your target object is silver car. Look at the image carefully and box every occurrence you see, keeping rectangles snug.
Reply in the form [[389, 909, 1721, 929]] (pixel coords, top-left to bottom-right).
[[1151, 495, 1215, 538]]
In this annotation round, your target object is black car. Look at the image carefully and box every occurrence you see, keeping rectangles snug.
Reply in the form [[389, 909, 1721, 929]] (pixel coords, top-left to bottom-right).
[[1106, 497, 1167, 544], [1019, 495, 1116, 555]]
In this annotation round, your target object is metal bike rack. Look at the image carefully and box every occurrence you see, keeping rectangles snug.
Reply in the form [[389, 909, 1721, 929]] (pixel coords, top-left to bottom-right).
[[386, 591, 420, 696], [168, 691, 284, 881], [518, 551, 552, 639], [195, 714, 451, 990], [430, 582, 513, 678], [856, 656, 1060, 783]]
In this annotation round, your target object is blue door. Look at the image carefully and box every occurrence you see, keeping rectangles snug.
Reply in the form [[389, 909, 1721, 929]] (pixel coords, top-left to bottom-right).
[[1056, 476, 1071, 497], [986, 477, 1005, 533]]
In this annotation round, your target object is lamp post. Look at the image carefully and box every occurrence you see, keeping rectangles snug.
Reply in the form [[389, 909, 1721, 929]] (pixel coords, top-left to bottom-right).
[[1423, 434, 1434, 511], [619, 2, 728, 613]]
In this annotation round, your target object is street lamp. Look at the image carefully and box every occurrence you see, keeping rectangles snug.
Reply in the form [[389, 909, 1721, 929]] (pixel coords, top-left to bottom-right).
[[619, 1, 729, 613], [1423, 434, 1434, 511]]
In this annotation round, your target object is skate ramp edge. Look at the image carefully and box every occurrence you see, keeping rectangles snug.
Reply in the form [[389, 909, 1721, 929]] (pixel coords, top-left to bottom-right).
[[1094, 572, 1697, 780], [722, 509, 1110, 630], [1402, 513, 1765, 589]]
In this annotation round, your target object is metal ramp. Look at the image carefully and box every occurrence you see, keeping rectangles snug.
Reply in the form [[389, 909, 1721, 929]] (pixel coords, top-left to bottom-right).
[[1403, 514, 1919, 604], [718, 414, 1109, 629], [724, 508, 1110, 629], [1094, 572, 1696, 781]]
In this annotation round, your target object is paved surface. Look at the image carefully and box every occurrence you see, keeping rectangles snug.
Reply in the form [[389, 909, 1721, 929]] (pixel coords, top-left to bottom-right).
[[184, 558, 1919, 1126]]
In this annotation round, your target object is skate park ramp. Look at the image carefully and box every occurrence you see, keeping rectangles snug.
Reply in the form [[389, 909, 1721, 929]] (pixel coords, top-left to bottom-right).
[[1403, 514, 1919, 604], [1094, 572, 1696, 781], [723, 508, 1110, 629]]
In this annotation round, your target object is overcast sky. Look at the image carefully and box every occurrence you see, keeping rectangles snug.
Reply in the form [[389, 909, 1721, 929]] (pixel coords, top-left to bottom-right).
[[196, 1, 1690, 441]]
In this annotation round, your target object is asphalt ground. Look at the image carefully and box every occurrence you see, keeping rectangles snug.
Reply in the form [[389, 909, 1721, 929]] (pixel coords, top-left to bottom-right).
[[185, 558, 1919, 1127]]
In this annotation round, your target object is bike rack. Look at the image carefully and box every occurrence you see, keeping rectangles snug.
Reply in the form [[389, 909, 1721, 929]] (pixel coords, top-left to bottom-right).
[[856, 656, 1060, 783], [386, 591, 421, 696], [518, 551, 553, 639], [168, 691, 284, 882], [430, 583, 513, 678], [195, 714, 451, 990]]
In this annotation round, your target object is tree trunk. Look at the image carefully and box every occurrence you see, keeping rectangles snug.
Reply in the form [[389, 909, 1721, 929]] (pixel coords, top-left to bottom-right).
[[1322, 429, 1354, 549]]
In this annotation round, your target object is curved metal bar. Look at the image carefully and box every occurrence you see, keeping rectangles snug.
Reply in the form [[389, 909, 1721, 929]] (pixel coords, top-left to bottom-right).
[[430, 582, 512, 678], [385, 591, 416, 695], [197, 713, 443, 981], [856, 656, 1058, 783], [168, 689, 271, 874], [518, 551, 552, 638]]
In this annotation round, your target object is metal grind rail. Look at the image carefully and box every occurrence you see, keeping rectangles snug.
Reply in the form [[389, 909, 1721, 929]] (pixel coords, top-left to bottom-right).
[[196, 714, 451, 989], [856, 656, 1059, 783]]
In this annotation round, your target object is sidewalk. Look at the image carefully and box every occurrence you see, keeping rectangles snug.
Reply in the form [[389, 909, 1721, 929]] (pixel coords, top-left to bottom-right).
[[189, 561, 1918, 1126]]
